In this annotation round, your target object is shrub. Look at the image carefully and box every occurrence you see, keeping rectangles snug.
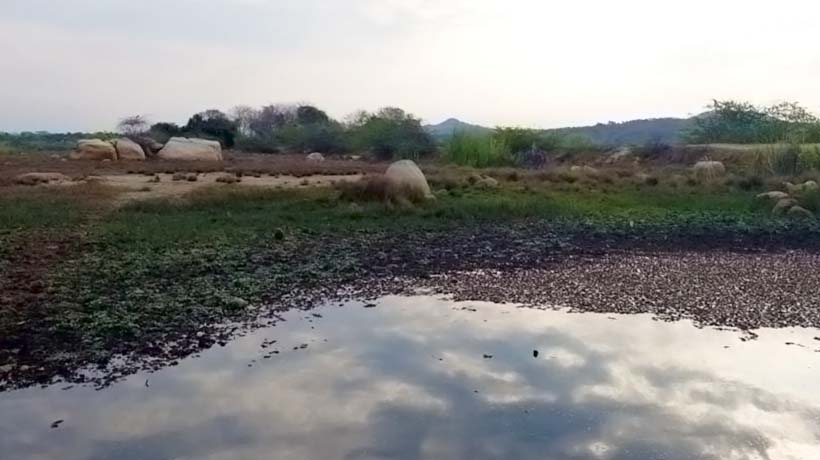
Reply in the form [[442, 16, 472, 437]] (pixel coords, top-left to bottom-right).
[[635, 138, 672, 158], [771, 143, 802, 176], [444, 132, 512, 167], [737, 175, 764, 191], [349, 107, 435, 160], [336, 175, 427, 207], [184, 110, 239, 148], [149, 122, 182, 144]]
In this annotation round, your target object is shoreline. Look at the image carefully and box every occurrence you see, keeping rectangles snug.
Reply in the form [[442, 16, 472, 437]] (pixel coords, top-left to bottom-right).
[[2, 221, 820, 390]]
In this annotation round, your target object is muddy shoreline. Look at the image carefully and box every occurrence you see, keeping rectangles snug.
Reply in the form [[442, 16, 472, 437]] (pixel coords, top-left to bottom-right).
[[2, 221, 820, 391]]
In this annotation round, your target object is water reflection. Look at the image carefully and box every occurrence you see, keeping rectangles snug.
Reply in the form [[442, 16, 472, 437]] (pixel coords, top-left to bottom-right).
[[1, 296, 819, 460]]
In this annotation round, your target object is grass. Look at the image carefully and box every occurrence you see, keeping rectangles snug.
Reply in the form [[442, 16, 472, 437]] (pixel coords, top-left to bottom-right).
[[2, 178, 817, 388], [443, 132, 513, 168]]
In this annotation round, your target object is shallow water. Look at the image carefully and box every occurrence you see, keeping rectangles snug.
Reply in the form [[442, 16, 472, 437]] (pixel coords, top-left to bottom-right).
[[1, 296, 819, 460]]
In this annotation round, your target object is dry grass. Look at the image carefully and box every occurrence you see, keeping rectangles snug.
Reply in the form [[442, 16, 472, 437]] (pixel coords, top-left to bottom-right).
[[335, 175, 428, 207]]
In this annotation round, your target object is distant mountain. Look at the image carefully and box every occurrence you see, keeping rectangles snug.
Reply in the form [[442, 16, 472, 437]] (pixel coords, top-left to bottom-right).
[[425, 117, 695, 145], [547, 118, 694, 145], [424, 118, 492, 139]]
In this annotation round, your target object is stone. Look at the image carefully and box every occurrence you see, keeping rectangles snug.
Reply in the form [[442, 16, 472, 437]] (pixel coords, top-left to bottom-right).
[[384, 160, 433, 199], [786, 180, 819, 194], [756, 191, 790, 201], [788, 205, 814, 218], [157, 137, 222, 161], [215, 173, 241, 184], [773, 198, 798, 215], [70, 139, 117, 161], [114, 138, 146, 161], [693, 161, 726, 181], [570, 165, 600, 176], [14, 172, 70, 186], [306, 152, 325, 162]]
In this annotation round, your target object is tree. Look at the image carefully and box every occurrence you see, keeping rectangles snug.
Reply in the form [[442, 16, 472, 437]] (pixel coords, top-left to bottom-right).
[[350, 107, 435, 160], [685, 99, 820, 144], [149, 122, 181, 143], [185, 110, 239, 147], [230, 105, 259, 136], [118, 115, 149, 137], [296, 105, 330, 125]]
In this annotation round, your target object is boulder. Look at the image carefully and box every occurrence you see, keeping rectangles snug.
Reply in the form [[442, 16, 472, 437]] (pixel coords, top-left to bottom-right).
[[70, 139, 117, 161], [468, 173, 499, 189], [693, 161, 726, 181], [785, 180, 819, 194], [114, 138, 146, 161], [756, 191, 790, 202], [306, 152, 325, 162], [384, 160, 433, 200], [157, 137, 222, 161], [773, 198, 798, 215], [788, 205, 814, 219], [215, 173, 241, 184], [570, 165, 600, 176], [15, 172, 70, 186]]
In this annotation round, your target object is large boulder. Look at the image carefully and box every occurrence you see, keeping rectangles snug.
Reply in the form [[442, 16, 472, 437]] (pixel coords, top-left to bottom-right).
[[384, 160, 433, 200], [70, 139, 117, 161], [156, 137, 223, 161], [114, 138, 146, 161], [693, 161, 726, 181]]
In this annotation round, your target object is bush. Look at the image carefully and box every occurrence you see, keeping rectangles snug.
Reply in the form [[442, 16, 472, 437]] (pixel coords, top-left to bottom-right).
[[444, 132, 512, 167], [336, 175, 427, 207], [149, 122, 182, 144], [771, 143, 802, 176], [276, 122, 348, 153], [184, 110, 239, 148], [635, 138, 672, 158], [349, 107, 435, 160]]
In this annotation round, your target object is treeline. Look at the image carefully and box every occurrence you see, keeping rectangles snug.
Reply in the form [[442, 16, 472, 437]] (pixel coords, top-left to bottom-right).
[[145, 105, 435, 160], [0, 131, 116, 152], [685, 100, 820, 144]]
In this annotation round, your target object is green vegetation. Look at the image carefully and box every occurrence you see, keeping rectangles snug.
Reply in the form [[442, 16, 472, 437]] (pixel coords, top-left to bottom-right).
[[687, 100, 820, 144], [444, 132, 512, 167], [3, 176, 819, 388], [0, 131, 116, 151]]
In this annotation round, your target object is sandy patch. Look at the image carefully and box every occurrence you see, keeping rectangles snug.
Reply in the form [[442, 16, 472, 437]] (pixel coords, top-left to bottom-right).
[[58, 173, 362, 204]]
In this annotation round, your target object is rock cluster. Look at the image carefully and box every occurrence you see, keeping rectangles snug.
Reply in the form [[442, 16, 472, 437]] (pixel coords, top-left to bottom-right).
[[69, 137, 223, 162], [756, 180, 817, 218]]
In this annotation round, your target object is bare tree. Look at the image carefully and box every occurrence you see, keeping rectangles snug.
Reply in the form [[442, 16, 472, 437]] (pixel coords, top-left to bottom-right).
[[118, 115, 150, 137], [230, 105, 259, 136]]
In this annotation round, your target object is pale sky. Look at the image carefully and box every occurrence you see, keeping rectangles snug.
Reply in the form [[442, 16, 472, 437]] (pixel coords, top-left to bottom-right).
[[2, 0, 819, 132]]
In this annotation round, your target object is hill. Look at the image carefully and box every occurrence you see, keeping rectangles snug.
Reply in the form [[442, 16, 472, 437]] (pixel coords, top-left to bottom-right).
[[424, 118, 492, 139], [548, 118, 693, 145], [425, 117, 694, 145]]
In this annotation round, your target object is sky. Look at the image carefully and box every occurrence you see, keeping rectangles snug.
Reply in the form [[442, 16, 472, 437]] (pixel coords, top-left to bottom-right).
[[2, 0, 820, 132]]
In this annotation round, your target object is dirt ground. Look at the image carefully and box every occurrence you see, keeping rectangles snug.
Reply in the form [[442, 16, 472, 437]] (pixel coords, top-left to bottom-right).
[[1, 151, 381, 203], [0, 151, 385, 187]]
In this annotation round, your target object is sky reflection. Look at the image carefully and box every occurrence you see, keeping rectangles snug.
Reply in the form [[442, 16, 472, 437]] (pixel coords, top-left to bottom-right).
[[1, 296, 818, 460]]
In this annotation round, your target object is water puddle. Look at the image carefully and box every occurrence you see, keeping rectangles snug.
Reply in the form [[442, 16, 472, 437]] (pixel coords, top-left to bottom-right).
[[1, 296, 819, 459]]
